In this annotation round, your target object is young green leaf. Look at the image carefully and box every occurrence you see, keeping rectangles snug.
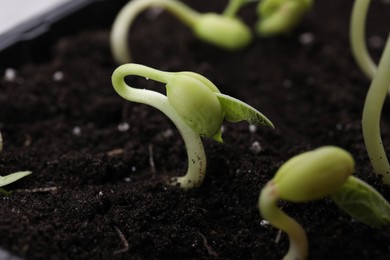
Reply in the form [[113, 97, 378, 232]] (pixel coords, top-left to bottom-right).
[[0, 171, 32, 188], [216, 93, 274, 127], [332, 176, 390, 227]]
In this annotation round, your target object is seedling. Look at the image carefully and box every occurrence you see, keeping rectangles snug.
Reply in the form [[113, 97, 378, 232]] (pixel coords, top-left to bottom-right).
[[0, 131, 32, 195], [259, 146, 354, 260], [350, 0, 390, 183], [361, 35, 390, 184], [112, 63, 273, 189], [255, 0, 312, 36], [110, 0, 252, 64]]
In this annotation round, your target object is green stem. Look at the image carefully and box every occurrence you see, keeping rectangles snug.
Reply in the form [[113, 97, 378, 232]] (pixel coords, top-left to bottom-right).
[[259, 181, 308, 260], [222, 0, 247, 17], [362, 34, 390, 184], [111, 63, 207, 189], [110, 0, 201, 64], [350, 0, 376, 80]]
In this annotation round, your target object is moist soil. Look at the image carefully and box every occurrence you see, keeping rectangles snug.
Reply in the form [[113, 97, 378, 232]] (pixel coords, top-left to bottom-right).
[[1, 1, 390, 259]]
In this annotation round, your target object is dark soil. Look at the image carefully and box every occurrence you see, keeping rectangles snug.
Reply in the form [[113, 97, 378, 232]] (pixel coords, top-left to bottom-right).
[[1, 0, 390, 259]]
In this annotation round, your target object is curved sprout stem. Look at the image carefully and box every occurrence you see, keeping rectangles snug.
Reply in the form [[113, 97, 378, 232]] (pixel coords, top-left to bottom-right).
[[110, 0, 201, 64], [362, 34, 390, 184], [350, 0, 376, 80], [259, 181, 308, 260], [111, 63, 207, 189]]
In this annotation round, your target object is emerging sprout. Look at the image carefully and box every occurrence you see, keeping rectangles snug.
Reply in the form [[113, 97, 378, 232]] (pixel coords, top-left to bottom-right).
[[350, 0, 390, 184], [110, 0, 252, 64], [361, 35, 390, 183], [255, 0, 312, 36], [112, 63, 273, 190], [259, 146, 354, 260]]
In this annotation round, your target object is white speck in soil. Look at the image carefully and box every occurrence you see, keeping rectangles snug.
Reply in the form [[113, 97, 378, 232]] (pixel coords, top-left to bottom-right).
[[131, 166, 137, 172], [98, 191, 103, 196], [124, 177, 131, 182], [4, 68, 17, 82], [260, 220, 269, 226], [299, 32, 314, 45], [250, 141, 262, 155], [249, 124, 257, 133], [72, 126, 81, 136], [118, 122, 130, 132], [162, 128, 174, 138], [53, 71, 64, 82]]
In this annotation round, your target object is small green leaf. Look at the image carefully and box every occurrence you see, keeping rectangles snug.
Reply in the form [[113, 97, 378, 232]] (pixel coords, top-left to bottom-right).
[[216, 93, 274, 127], [331, 176, 390, 227], [0, 171, 32, 188]]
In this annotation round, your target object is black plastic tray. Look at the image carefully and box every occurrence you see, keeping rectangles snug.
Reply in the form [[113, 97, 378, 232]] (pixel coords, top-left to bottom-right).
[[0, 0, 127, 68]]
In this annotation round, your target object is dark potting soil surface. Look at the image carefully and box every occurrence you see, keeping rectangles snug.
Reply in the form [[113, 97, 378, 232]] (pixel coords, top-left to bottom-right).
[[1, 0, 390, 259]]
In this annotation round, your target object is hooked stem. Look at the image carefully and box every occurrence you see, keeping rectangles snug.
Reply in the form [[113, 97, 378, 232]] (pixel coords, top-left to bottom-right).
[[259, 181, 308, 260], [111, 63, 207, 189], [362, 34, 390, 184], [110, 0, 201, 64]]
